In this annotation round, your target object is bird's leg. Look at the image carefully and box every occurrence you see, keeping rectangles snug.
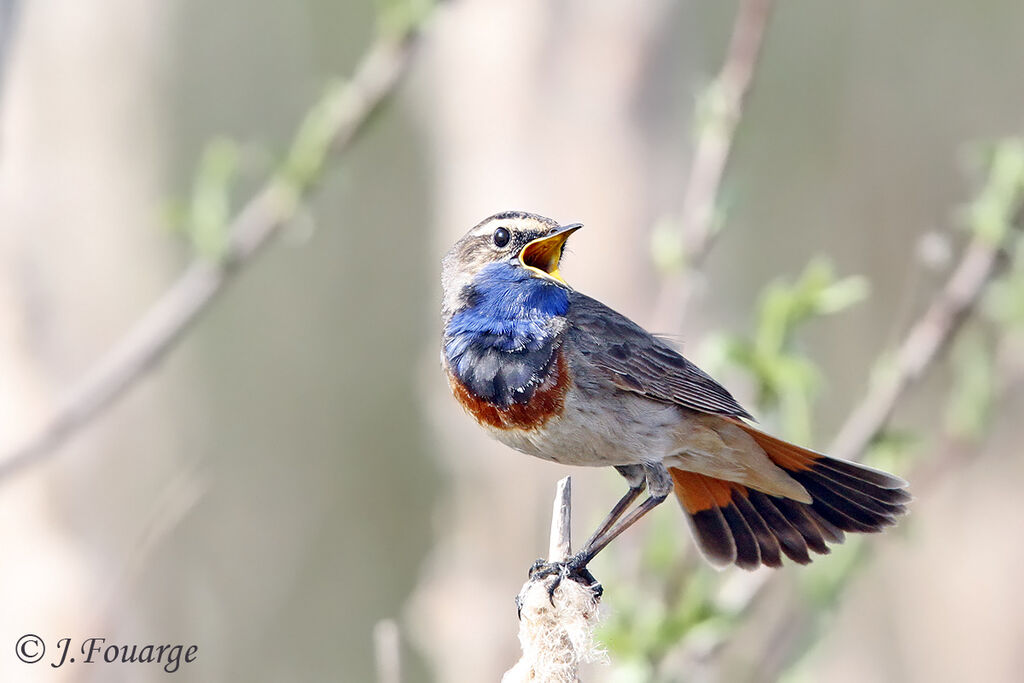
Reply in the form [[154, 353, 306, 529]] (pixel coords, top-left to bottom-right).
[[528, 464, 672, 600], [569, 463, 673, 569], [579, 464, 646, 551], [526, 466, 645, 602]]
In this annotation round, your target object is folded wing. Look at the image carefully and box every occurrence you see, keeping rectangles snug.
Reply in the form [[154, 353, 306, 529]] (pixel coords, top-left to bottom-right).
[[568, 292, 753, 419]]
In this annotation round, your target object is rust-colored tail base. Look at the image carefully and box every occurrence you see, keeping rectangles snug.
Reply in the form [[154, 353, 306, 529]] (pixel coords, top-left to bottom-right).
[[669, 428, 910, 569]]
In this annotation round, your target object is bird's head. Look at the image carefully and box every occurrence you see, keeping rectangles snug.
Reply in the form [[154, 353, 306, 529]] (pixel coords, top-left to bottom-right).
[[441, 210, 582, 317]]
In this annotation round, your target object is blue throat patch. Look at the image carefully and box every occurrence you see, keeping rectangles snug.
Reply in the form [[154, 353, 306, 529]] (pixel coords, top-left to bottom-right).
[[445, 262, 568, 406]]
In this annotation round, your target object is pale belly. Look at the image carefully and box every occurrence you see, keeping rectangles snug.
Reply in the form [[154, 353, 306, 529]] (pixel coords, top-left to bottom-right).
[[484, 384, 684, 467]]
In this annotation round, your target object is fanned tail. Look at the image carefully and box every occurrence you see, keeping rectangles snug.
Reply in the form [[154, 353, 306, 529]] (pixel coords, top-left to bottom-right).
[[669, 422, 910, 569]]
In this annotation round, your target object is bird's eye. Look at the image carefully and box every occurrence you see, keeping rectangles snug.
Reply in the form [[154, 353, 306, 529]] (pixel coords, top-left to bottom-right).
[[492, 227, 511, 248]]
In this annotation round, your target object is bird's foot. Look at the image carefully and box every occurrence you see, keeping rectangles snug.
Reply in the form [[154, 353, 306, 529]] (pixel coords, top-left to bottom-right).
[[525, 553, 602, 606]]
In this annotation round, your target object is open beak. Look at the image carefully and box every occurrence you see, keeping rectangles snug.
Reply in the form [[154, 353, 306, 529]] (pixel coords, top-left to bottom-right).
[[518, 224, 582, 284]]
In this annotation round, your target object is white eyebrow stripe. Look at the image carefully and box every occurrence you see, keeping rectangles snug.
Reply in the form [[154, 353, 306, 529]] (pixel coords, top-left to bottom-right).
[[472, 224, 495, 236], [467, 216, 549, 239]]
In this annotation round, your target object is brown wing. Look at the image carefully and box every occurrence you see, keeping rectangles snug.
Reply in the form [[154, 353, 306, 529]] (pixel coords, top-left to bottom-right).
[[567, 291, 754, 420]]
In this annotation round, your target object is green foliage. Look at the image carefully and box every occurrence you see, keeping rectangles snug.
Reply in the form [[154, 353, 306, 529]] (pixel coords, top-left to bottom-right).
[[985, 235, 1024, 331], [609, 139, 1022, 683], [945, 331, 996, 440], [165, 88, 343, 262], [649, 207, 729, 275], [168, 79, 376, 261], [772, 433, 918, 682], [279, 80, 350, 196], [782, 138, 1024, 677], [708, 258, 869, 443], [692, 77, 731, 144], [863, 429, 921, 476], [650, 216, 688, 275], [945, 137, 1024, 440], [167, 0, 440, 265], [599, 557, 739, 682], [600, 258, 868, 681], [962, 138, 1024, 245], [598, 513, 701, 677], [166, 137, 240, 260], [601, 567, 722, 660], [376, 0, 435, 40], [799, 537, 868, 608]]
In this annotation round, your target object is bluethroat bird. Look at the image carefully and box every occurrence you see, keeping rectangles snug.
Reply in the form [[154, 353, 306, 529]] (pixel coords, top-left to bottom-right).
[[441, 211, 908, 580]]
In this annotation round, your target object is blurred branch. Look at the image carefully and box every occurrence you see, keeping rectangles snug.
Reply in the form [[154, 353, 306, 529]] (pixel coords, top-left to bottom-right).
[[0, 9, 437, 481], [374, 619, 403, 683], [828, 235, 1013, 462], [98, 466, 207, 623], [0, 0, 19, 104], [739, 326, 1024, 683], [654, 0, 776, 328], [729, 143, 1024, 683], [505, 477, 605, 683], [671, 147, 1024, 677], [678, 0, 775, 260]]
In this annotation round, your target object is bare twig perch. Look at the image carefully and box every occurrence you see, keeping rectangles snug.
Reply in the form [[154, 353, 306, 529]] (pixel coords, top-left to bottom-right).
[[504, 477, 605, 683], [0, 17, 433, 481]]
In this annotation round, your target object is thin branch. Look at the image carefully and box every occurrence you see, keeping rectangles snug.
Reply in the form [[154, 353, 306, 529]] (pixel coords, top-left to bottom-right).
[[548, 476, 573, 562], [0, 20, 432, 481], [505, 477, 604, 683], [374, 618, 403, 683], [828, 237, 1010, 461], [654, 0, 776, 329], [679, 0, 775, 261], [672, 218, 1022, 674]]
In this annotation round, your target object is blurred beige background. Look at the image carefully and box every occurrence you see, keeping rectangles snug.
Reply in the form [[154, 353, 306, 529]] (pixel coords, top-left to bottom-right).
[[1, 1, 1022, 682]]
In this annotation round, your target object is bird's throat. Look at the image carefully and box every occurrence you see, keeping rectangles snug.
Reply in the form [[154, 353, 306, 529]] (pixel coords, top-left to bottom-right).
[[444, 263, 568, 407]]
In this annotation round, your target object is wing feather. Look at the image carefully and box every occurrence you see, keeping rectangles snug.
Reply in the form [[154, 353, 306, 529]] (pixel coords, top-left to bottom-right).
[[568, 292, 753, 419]]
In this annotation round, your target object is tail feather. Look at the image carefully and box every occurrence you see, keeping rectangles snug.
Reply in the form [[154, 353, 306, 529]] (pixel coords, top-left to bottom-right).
[[815, 459, 911, 503], [798, 468, 907, 517], [802, 505, 847, 544], [719, 501, 762, 570], [771, 495, 833, 552], [745, 490, 812, 564], [817, 457, 908, 489], [793, 473, 898, 531], [732, 493, 783, 568], [689, 502, 737, 567], [668, 425, 910, 569], [800, 485, 883, 534], [673, 472, 738, 566], [794, 473, 901, 520]]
